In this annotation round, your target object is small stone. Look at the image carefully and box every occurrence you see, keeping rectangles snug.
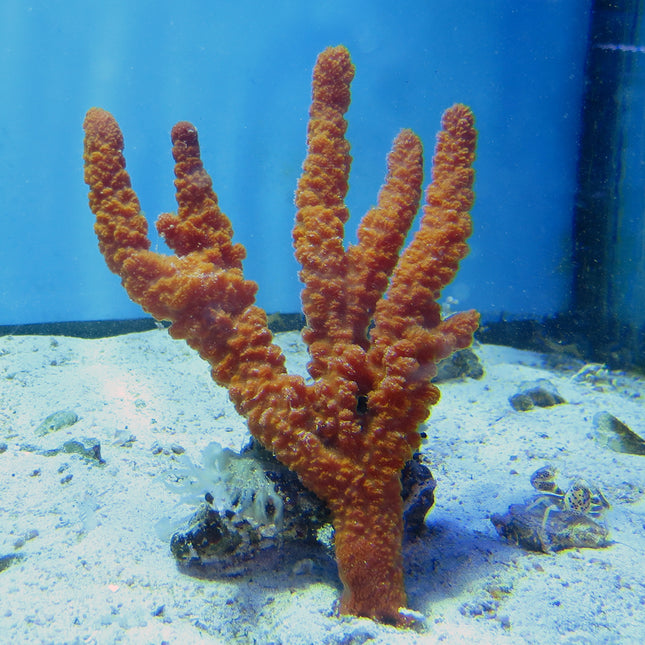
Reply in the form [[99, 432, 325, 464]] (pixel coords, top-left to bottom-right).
[[13, 529, 39, 548], [35, 410, 79, 436], [112, 431, 136, 447], [0, 553, 25, 573], [62, 439, 104, 463], [509, 379, 565, 411], [41, 439, 104, 464], [509, 393, 534, 411], [434, 348, 484, 382]]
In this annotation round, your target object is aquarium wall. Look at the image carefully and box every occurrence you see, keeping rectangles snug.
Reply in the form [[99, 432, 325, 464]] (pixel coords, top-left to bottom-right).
[[573, 0, 645, 365], [1, 0, 591, 327]]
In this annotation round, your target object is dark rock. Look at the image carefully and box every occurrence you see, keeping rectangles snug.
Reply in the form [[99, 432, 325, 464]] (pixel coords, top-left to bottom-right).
[[435, 348, 484, 382], [0, 553, 26, 573], [168, 438, 436, 569], [509, 379, 565, 411]]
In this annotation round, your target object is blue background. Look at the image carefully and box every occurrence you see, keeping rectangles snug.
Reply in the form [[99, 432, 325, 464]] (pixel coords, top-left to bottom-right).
[[0, 0, 591, 325]]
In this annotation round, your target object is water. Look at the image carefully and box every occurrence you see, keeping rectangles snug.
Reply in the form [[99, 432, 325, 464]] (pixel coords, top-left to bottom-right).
[[1, 0, 593, 327]]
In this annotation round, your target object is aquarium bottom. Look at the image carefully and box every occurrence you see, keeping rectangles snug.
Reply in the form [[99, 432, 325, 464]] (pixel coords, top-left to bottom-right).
[[0, 312, 642, 371]]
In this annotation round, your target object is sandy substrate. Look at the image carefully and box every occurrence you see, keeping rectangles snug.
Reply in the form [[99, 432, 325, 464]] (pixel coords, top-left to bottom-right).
[[0, 328, 644, 645]]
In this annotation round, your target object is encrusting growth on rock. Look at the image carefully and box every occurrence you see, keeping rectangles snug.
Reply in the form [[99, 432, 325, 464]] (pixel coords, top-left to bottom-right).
[[83, 44, 479, 625]]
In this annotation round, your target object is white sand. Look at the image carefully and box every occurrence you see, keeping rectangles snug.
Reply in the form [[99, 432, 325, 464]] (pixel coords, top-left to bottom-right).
[[0, 329, 643, 645]]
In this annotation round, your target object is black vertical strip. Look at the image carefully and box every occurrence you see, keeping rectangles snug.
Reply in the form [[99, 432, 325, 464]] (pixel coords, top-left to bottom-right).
[[571, 0, 641, 343]]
